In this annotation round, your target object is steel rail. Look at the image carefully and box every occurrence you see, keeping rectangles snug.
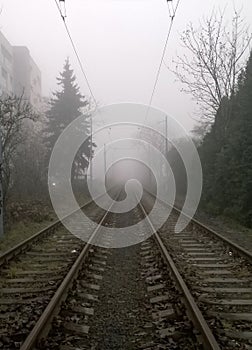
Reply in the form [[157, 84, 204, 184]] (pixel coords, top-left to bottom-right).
[[20, 194, 118, 350], [0, 219, 61, 267], [138, 200, 221, 350], [145, 189, 252, 263], [0, 190, 114, 267]]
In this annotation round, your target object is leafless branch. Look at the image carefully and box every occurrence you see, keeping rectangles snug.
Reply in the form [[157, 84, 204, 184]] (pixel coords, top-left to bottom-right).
[[169, 8, 251, 131]]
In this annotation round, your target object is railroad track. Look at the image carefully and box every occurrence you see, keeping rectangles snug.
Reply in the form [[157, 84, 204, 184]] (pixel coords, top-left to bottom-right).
[[143, 190, 252, 349], [1, 188, 251, 349], [0, 194, 111, 349], [27, 190, 207, 350], [2, 189, 220, 350]]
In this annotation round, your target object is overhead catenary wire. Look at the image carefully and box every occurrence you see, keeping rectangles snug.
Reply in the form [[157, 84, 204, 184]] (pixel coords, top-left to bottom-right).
[[145, 0, 182, 118], [54, 0, 105, 186], [167, 1, 172, 21], [54, 0, 98, 109], [54, 0, 180, 145], [53, 0, 112, 142]]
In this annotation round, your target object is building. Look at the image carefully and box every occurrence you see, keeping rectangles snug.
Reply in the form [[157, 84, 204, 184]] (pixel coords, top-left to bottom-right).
[[13, 46, 42, 109], [0, 31, 42, 109], [0, 31, 14, 96]]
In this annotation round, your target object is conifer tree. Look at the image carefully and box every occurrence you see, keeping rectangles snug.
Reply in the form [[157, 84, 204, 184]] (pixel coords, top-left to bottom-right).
[[45, 59, 92, 178], [224, 51, 252, 225], [199, 51, 252, 226]]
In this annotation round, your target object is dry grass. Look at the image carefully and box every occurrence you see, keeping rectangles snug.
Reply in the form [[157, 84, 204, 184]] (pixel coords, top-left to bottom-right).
[[0, 193, 90, 255], [0, 218, 56, 255]]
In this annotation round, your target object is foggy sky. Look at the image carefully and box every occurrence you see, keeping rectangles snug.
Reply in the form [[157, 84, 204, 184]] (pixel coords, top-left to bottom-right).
[[1, 0, 252, 132]]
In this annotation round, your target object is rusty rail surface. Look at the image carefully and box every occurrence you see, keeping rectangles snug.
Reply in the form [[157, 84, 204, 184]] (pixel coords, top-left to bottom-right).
[[138, 200, 221, 350]]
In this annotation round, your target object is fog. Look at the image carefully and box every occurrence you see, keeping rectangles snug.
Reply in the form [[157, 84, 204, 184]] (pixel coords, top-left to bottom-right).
[[1, 0, 251, 193], [1, 0, 252, 133]]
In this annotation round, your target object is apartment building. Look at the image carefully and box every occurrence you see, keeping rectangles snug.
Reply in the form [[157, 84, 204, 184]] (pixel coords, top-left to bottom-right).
[[0, 31, 14, 96], [13, 46, 42, 108], [0, 31, 42, 109]]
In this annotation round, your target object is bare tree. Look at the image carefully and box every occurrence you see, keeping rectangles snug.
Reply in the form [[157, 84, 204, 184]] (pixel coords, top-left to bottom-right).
[[0, 95, 37, 202], [11, 124, 48, 201], [172, 9, 252, 130]]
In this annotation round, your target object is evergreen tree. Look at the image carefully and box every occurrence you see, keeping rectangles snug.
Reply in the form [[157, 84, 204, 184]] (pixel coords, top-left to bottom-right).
[[199, 51, 252, 226], [199, 97, 231, 212], [45, 59, 92, 178], [224, 52, 252, 225]]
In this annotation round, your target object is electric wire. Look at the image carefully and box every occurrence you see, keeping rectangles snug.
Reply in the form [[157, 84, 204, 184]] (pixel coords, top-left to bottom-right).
[[147, 0, 181, 111], [54, 0, 98, 109], [54, 0, 113, 145], [54, 1, 180, 148], [140, 0, 181, 146]]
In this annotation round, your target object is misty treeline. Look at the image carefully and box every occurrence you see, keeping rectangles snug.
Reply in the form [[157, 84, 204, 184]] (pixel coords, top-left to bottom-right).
[[0, 58, 91, 223], [170, 9, 252, 227], [199, 51, 252, 226]]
